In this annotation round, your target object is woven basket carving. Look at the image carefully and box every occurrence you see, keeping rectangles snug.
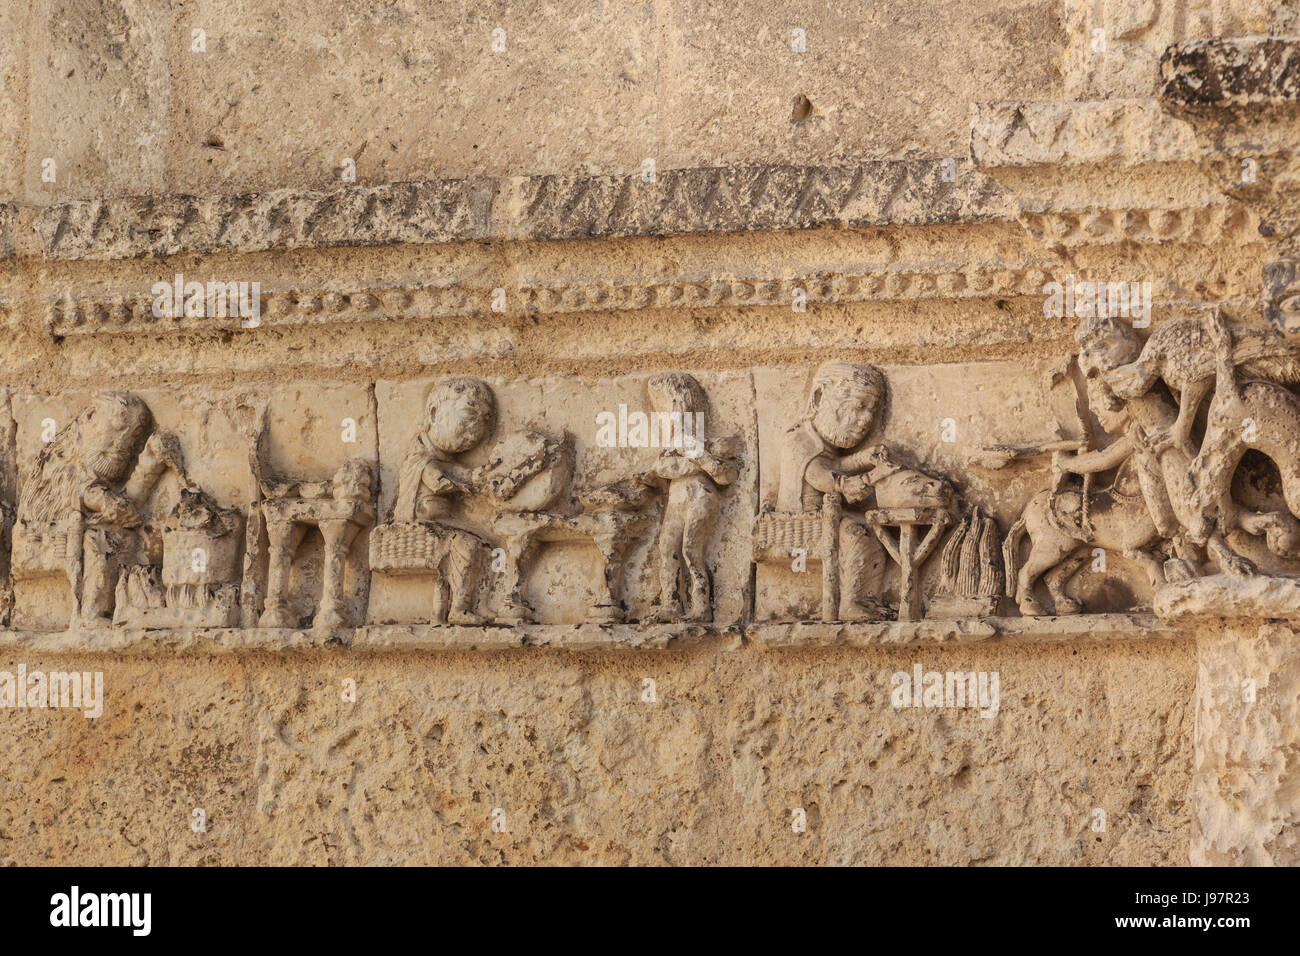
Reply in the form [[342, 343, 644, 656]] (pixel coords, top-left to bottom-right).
[[752, 512, 826, 560], [369, 522, 445, 573]]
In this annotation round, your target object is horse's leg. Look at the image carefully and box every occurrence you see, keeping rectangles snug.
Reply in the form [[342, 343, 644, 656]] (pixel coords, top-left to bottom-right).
[[1017, 538, 1075, 616], [1042, 550, 1086, 615], [1189, 426, 1244, 547], [1274, 456, 1300, 525]]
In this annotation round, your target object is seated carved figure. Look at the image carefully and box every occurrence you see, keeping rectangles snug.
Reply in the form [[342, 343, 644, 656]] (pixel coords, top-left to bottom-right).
[[13, 391, 179, 628], [370, 376, 573, 625], [758, 361, 891, 621], [372, 377, 499, 625]]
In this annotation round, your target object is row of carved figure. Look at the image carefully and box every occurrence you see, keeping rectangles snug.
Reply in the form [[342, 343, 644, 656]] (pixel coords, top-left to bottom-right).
[[6, 306, 1300, 631]]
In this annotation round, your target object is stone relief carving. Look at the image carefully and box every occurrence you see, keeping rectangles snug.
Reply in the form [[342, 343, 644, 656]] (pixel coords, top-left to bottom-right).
[[248, 409, 376, 631], [640, 373, 742, 623], [755, 361, 966, 623], [1001, 298, 1300, 618], [10, 391, 237, 630], [366, 372, 742, 629], [370, 376, 503, 626], [14, 294, 1300, 637]]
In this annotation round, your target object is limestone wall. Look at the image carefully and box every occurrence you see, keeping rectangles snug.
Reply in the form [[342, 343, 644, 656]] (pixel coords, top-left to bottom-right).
[[1, 0, 1298, 865]]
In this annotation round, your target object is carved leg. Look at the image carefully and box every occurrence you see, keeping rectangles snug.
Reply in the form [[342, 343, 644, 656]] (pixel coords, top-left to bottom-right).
[[895, 523, 922, 621], [239, 503, 265, 628], [1189, 426, 1243, 546], [1165, 535, 1199, 583], [79, 529, 116, 627], [430, 572, 450, 624], [315, 518, 359, 629], [1016, 540, 1074, 616], [1207, 529, 1255, 578], [679, 498, 717, 623], [64, 516, 85, 629], [1275, 458, 1300, 527], [839, 518, 889, 621], [821, 493, 842, 622], [497, 532, 538, 624], [259, 519, 304, 628], [652, 505, 686, 622], [445, 532, 487, 626], [1125, 547, 1168, 592], [1042, 551, 1087, 615], [590, 530, 627, 623]]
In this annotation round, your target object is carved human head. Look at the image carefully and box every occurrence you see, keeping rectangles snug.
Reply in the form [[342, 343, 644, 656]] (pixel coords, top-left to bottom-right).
[[1074, 315, 1141, 380], [647, 372, 708, 417], [1264, 259, 1300, 335], [81, 391, 154, 482], [425, 377, 496, 454], [807, 361, 885, 450]]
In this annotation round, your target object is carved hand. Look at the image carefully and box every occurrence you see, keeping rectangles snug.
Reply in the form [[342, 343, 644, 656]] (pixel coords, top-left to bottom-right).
[[147, 429, 185, 470], [838, 472, 873, 504], [98, 490, 143, 528]]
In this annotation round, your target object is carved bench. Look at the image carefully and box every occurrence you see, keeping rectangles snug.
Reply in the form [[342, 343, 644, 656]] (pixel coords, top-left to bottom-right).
[[752, 492, 842, 622]]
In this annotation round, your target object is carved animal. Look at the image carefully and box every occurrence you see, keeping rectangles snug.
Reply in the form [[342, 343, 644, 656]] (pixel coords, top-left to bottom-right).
[[1106, 317, 1300, 399], [859, 445, 955, 510], [1002, 462, 1165, 616], [1104, 317, 1300, 460], [1187, 315, 1300, 550]]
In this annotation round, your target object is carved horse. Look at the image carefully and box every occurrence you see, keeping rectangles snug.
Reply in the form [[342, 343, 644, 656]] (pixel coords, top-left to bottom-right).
[[1002, 459, 1166, 616]]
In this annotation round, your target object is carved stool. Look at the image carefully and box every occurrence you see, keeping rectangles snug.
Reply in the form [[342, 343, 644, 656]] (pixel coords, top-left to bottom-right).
[[259, 496, 374, 629]]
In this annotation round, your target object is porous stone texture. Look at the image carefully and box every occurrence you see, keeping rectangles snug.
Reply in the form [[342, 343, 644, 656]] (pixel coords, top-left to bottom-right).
[[0, 641, 1192, 865], [1, 0, 1299, 866], [1193, 624, 1300, 865]]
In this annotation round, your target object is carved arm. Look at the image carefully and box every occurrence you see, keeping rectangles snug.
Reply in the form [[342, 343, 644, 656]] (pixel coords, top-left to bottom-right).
[[1054, 435, 1133, 475]]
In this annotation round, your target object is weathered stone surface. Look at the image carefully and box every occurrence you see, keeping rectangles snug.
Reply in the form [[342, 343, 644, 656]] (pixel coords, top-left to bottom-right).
[[972, 100, 1200, 167], [27, 162, 1011, 262], [4, 0, 1065, 202], [1193, 623, 1300, 864], [0, 641, 1192, 865], [1162, 36, 1300, 107], [6, 2, 1300, 869], [1155, 573, 1300, 620]]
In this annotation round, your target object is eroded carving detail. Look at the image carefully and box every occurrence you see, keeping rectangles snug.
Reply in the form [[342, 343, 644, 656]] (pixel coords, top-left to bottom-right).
[[12, 392, 236, 630]]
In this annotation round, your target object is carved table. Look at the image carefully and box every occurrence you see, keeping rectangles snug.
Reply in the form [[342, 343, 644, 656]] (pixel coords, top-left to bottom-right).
[[863, 506, 954, 621], [259, 496, 375, 629]]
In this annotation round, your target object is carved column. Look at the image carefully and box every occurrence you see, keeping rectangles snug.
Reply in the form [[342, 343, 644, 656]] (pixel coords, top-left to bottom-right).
[[317, 518, 357, 630]]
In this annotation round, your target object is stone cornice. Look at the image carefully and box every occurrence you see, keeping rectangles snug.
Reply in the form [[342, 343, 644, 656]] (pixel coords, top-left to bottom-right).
[[971, 100, 1201, 167], [0, 613, 1172, 654], [0, 161, 1013, 263], [39, 261, 1068, 338]]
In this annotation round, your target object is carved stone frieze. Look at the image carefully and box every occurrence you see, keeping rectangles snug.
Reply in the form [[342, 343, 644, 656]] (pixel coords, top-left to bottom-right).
[[972, 100, 1200, 167], [14, 288, 1300, 642]]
